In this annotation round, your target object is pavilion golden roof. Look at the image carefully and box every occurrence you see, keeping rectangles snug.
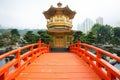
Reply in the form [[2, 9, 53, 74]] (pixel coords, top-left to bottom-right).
[[43, 2, 76, 19]]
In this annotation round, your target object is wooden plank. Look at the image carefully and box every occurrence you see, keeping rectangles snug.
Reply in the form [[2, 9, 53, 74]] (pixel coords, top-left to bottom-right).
[[22, 65, 94, 73], [15, 53, 101, 80]]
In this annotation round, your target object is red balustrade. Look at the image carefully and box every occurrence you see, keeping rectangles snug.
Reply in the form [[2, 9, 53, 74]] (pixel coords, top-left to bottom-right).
[[70, 41, 120, 80], [0, 41, 50, 80], [1, 40, 120, 80]]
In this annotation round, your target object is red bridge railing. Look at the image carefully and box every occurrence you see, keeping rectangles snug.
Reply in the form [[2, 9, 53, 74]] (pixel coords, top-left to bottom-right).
[[0, 41, 50, 80], [70, 41, 120, 80]]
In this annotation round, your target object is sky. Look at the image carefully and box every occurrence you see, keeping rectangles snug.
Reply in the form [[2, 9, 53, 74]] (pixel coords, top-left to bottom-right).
[[0, 0, 120, 30]]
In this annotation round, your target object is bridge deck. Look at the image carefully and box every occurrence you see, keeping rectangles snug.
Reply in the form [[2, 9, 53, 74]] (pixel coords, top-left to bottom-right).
[[15, 52, 101, 80]]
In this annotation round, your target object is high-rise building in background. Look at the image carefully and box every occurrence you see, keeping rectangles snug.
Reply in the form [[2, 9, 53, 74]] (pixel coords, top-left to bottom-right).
[[96, 17, 103, 25], [77, 17, 104, 33], [77, 23, 84, 32], [77, 18, 94, 33]]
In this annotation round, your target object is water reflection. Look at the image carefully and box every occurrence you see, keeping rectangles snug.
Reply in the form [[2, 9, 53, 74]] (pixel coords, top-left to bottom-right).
[[114, 63, 120, 70], [0, 59, 6, 67]]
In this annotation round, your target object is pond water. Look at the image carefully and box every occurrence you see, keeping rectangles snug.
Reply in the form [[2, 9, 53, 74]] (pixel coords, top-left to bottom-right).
[[0, 59, 6, 67], [114, 63, 120, 70]]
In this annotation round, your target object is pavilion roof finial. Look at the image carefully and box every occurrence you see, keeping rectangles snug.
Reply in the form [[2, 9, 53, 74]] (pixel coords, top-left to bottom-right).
[[57, 2, 62, 8]]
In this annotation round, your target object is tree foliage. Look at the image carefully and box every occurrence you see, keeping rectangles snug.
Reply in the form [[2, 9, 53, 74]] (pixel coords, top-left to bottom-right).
[[73, 24, 120, 45], [11, 29, 20, 37], [113, 27, 120, 38], [110, 27, 120, 45], [10, 29, 20, 45], [0, 29, 20, 47], [91, 23, 102, 36], [90, 24, 120, 45], [111, 37, 120, 45], [10, 34, 20, 45], [2, 30, 11, 39], [24, 31, 38, 44], [72, 31, 83, 43], [72, 30, 97, 44], [37, 30, 51, 44], [97, 25, 113, 44], [86, 31, 96, 44], [0, 35, 4, 47]]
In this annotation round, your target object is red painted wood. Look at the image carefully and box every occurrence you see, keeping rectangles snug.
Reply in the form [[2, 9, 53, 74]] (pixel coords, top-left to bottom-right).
[[70, 41, 120, 80], [1, 41, 119, 80], [15, 53, 101, 80], [0, 42, 50, 80]]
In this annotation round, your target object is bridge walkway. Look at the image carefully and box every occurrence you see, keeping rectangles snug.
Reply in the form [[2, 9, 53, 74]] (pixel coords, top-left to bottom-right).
[[15, 52, 101, 80]]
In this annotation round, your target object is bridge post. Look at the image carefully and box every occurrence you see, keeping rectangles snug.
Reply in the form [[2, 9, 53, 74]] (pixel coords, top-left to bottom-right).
[[77, 41, 81, 55], [38, 39, 41, 53], [84, 44, 89, 62], [47, 44, 50, 52], [77, 41, 81, 48], [29, 44, 34, 62], [96, 50, 102, 68], [14, 49, 21, 68]]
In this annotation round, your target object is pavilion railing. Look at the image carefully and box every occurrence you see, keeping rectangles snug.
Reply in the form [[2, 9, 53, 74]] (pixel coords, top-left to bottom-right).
[[0, 41, 50, 80], [70, 41, 120, 80]]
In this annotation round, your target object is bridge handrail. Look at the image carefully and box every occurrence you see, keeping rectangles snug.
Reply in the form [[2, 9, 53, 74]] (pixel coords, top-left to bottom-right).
[[0, 44, 36, 60], [70, 41, 120, 80], [82, 43, 120, 62], [0, 41, 50, 80]]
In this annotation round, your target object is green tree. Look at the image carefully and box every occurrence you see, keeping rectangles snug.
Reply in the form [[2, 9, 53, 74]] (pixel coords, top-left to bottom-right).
[[0, 35, 4, 47], [1, 30, 11, 46], [113, 27, 120, 38], [111, 37, 120, 45], [37, 30, 46, 35], [91, 23, 102, 36], [24, 31, 38, 44], [97, 25, 113, 44], [37, 30, 51, 44], [10, 34, 20, 45], [2, 30, 11, 39], [110, 27, 120, 45], [86, 32, 96, 44], [11, 29, 20, 37], [80, 33, 87, 43], [10, 29, 20, 45], [72, 31, 83, 43]]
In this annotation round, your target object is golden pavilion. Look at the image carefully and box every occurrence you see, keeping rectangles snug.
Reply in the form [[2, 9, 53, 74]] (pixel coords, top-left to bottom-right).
[[43, 2, 76, 48]]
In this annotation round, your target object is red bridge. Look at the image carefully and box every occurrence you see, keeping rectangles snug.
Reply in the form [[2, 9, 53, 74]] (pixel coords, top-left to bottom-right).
[[0, 41, 120, 80]]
